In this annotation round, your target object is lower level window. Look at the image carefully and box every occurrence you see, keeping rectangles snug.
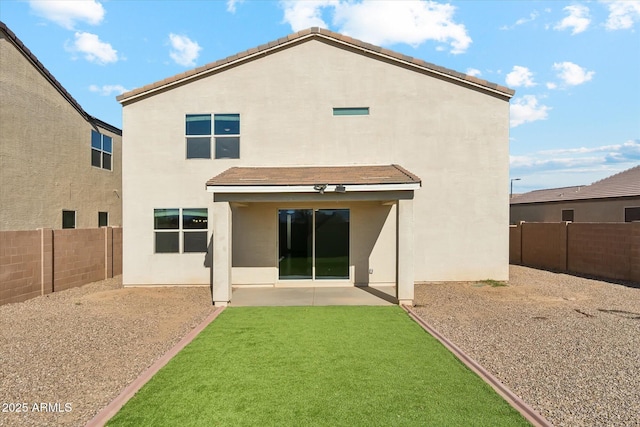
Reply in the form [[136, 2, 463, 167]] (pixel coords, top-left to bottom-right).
[[154, 208, 208, 253], [62, 210, 76, 229], [561, 209, 574, 222], [99, 211, 108, 227], [625, 207, 640, 222]]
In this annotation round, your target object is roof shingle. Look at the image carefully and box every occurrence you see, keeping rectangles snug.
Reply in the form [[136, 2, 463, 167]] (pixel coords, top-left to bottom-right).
[[511, 165, 640, 204], [206, 165, 421, 187]]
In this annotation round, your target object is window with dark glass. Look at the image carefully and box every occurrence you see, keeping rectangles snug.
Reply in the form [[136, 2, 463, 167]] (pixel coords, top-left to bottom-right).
[[562, 209, 574, 222], [154, 209, 179, 253], [91, 130, 113, 170], [62, 210, 76, 229], [99, 212, 108, 227], [214, 114, 240, 159], [333, 107, 369, 116], [625, 207, 640, 222], [154, 208, 207, 253], [186, 114, 211, 159], [183, 208, 208, 252]]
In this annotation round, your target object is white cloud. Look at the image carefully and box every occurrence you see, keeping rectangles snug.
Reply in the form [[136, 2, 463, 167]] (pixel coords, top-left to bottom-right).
[[226, 0, 244, 13], [281, 0, 337, 30], [500, 11, 539, 30], [510, 95, 550, 128], [29, 0, 104, 30], [510, 139, 640, 186], [546, 82, 557, 90], [69, 32, 118, 64], [505, 66, 536, 87], [89, 84, 129, 96], [553, 62, 595, 86], [603, 0, 640, 30], [280, 0, 472, 54], [466, 68, 481, 77], [555, 4, 591, 34], [168, 33, 202, 67]]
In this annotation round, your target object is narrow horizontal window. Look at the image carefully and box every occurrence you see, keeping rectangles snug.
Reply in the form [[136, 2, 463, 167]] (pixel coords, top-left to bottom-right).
[[333, 107, 369, 116]]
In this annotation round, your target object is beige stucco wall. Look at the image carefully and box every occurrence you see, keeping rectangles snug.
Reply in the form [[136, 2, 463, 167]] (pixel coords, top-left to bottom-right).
[[229, 201, 396, 286], [121, 39, 510, 285], [0, 30, 122, 231], [510, 198, 640, 223]]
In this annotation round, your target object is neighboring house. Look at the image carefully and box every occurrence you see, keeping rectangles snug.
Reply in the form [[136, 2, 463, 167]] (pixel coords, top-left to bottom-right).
[[510, 165, 640, 223], [0, 21, 122, 231], [117, 27, 514, 306]]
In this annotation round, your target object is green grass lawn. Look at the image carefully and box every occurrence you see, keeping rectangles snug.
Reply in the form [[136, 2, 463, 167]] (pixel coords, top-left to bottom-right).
[[107, 306, 529, 426]]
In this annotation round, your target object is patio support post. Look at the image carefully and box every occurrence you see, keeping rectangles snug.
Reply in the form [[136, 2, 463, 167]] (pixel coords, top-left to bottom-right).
[[212, 201, 232, 306], [397, 198, 414, 306]]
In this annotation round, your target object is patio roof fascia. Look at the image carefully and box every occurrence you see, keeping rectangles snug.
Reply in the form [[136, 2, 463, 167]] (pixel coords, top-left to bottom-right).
[[206, 183, 421, 194]]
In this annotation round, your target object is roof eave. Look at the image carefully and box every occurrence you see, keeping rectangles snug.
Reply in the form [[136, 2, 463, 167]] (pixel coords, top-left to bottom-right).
[[206, 183, 421, 194], [117, 29, 514, 105]]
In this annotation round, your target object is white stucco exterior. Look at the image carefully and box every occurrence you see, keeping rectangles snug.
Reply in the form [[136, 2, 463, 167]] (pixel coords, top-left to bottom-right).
[[119, 31, 512, 303]]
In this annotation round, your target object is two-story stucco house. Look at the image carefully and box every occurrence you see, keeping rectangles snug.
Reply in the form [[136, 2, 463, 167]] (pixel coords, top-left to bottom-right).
[[0, 21, 122, 231], [117, 28, 514, 306]]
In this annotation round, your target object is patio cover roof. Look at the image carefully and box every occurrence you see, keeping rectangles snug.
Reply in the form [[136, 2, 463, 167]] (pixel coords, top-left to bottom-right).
[[206, 165, 421, 193]]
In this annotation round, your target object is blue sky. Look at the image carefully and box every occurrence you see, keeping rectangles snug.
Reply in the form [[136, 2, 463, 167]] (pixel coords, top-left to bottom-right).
[[1, 0, 639, 192]]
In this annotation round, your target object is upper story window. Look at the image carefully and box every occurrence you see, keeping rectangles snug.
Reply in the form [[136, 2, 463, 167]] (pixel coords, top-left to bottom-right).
[[333, 107, 369, 116], [561, 209, 574, 222], [91, 130, 112, 170], [185, 114, 240, 159], [62, 210, 76, 229]]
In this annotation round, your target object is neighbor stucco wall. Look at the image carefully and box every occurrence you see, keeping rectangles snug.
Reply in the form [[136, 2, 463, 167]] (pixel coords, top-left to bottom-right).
[[0, 30, 122, 231], [510, 198, 640, 224], [121, 38, 510, 285]]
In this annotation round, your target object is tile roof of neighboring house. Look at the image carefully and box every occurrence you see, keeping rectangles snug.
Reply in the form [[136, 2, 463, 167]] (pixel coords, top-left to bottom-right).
[[0, 21, 121, 135], [206, 164, 421, 187], [511, 165, 640, 204], [118, 27, 515, 105]]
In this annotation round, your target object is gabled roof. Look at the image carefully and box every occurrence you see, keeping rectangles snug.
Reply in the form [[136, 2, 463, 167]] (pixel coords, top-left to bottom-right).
[[511, 165, 640, 204], [0, 21, 121, 135], [118, 27, 514, 105], [206, 165, 421, 193]]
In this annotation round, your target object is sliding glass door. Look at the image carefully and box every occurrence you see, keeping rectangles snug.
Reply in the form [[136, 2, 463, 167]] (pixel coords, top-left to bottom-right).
[[278, 209, 350, 281]]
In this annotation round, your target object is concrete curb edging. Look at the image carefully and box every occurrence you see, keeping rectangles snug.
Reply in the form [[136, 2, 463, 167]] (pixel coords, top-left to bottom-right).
[[401, 305, 553, 427], [85, 306, 227, 427]]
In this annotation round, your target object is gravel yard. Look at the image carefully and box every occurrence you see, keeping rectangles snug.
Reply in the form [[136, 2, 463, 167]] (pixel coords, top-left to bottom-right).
[[414, 265, 640, 427], [1, 267, 638, 427], [0, 278, 215, 427]]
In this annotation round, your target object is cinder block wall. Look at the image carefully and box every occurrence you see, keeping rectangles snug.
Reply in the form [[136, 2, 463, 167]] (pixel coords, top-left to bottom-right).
[[112, 227, 123, 276], [521, 222, 568, 271], [53, 229, 106, 292], [0, 227, 121, 306], [512, 222, 640, 283], [0, 230, 45, 305], [509, 225, 522, 264], [568, 223, 639, 282]]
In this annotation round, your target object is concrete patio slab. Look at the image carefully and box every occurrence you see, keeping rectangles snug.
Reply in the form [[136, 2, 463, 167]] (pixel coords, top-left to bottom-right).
[[230, 286, 396, 306]]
